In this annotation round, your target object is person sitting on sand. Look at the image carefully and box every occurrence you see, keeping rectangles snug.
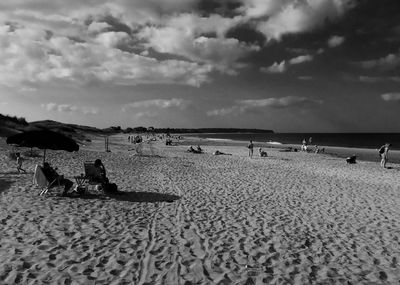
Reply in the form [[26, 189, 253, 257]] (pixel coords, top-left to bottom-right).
[[93, 159, 121, 194], [346, 155, 357, 164], [187, 146, 202, 154], [259, 148, 268, 157], [42, 162, 73, 195], [93, 159, 109, 185], [213, 150, 232, 155], [197, 145, 203, 153]]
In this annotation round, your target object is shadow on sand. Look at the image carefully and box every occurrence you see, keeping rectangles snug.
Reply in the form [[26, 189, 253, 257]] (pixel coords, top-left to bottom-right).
[[110, 191, 180, 203], [67, 191, 180, 203], [0, 178, 15, 194]]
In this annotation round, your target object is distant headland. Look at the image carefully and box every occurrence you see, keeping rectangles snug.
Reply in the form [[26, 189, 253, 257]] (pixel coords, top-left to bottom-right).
[[0, 113, 273, 141]]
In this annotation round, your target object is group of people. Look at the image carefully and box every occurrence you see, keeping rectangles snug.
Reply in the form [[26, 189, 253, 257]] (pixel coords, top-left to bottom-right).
[[187, 145, 203, 153], [15, 138, 395, 197], [247, 140, 268, 158], [246, 139, 393, 167], [128, 135, 143, 144], [29, 158, 115, 196]]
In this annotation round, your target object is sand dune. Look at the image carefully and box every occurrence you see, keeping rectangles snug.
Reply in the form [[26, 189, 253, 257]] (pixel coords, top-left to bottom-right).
[[0, 135, 399, 284]]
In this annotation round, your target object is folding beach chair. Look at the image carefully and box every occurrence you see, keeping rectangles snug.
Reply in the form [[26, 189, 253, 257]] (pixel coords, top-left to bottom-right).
[[33, 164, 61, 195]]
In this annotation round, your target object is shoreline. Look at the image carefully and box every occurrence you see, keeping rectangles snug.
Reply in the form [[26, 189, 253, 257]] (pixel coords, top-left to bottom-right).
[[180, 136, 400, 165], [184, 132, 400, 151]]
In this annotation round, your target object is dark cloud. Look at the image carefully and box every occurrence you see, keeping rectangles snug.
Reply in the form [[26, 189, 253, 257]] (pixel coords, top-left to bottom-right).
[[85, 14, 133, 35], [324, 0, 400, 60], [196, 0, 241, 17], [226, 23, 266, 46]]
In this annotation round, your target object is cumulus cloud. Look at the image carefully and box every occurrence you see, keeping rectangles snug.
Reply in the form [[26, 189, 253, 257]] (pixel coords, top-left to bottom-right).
[[139, 14, 259, 74], [121, 98, 191, 112], [0, 24, 213, 87], [0, 5, 222, 88], [260, 54, 313, 74], [327, 35, 345, 48], [41, 103, 99, 115], [381, 93, 400, 102], [207, 96, 322, 116], [356, 50, 400, 71], [260, 61, 287, 73], [289, 54, 313, 64], [255, 0, 355, 40], [0, 0, 356, 89]]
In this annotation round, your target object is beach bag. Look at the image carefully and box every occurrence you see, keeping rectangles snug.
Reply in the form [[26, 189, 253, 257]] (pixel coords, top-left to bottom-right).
[[378, 146, 385, 155]]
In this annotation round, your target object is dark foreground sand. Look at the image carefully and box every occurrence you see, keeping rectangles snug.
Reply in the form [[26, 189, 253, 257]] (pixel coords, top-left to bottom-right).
[[0, 135, 400, 284]]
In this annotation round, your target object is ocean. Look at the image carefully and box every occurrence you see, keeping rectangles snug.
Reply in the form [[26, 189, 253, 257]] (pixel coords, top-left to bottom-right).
[[188, 133, 400, 151]]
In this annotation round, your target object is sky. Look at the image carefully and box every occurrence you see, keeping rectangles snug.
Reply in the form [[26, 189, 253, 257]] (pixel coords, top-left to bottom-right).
[[0, 0, 399, 132]]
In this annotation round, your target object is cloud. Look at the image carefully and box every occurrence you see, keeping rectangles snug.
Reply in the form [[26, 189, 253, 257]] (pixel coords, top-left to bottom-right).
[[19, 86, 37, 92], [0, 24, 214, 87], [356, 50, 400, 71], [41, 103, 99, 114], [139, 14, 259, 74], [121, 98, 191, 112], [255, 0, 355, 40], [327, 35, 345, 47], [261, 54, 313, 74], [206, 106, 239, 117], [298, 76, 313, 80], [95, 31, 130, 48], [0, 0, 356, 89], [260, 61, 287, 73], [288, 54, 313, 64], [381, 93, 400, 102], [87, 21, 111, 33], [237, 96, 322, 108], [359, 76, 400, 83], [207, 96, 323, 116]]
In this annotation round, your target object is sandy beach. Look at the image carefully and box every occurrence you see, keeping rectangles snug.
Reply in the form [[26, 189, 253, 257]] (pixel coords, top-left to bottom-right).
[[1, 134, 400, 284]]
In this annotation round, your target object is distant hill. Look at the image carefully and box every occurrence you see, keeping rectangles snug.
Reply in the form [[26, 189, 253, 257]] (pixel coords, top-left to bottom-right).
[[150, 128, 274, 134], [0, 114, 29, 137], [1, 113, 274, 142], [123, 127, 274, 134], [0, 115, 112, 143]]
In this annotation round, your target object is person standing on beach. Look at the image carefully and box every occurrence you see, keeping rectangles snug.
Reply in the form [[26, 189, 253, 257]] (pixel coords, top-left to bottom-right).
[[301, 139, 307, 151], [379, 143, 391, 168], [248, 140, 254, 158], [15, 153, 26, 173]]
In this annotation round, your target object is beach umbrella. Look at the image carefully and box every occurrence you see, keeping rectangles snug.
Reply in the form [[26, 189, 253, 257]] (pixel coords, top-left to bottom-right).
[[6, 130, 79, 164]]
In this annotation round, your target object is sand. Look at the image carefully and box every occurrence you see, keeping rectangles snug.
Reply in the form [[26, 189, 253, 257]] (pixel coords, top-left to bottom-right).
[[0, 135, 400, 284]]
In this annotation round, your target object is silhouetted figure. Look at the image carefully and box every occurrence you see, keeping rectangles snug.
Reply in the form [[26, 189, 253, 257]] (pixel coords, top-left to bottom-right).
[[16, 152, 26, 173], [248, 140, 254, 158], [379, 143, 391, 168], [346, 155, 357, 164]]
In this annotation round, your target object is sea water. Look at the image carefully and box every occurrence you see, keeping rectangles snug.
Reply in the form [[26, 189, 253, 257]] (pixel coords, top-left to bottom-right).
[[189, 133, 400, 151]]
